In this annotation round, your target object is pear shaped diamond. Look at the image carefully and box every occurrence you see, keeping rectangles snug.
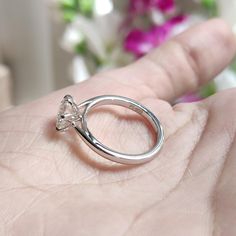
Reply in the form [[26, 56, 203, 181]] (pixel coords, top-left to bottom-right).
[[56, 95, 80, 131]]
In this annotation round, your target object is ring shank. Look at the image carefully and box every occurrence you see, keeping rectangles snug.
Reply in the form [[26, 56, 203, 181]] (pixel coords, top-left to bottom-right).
[[75, 95, 164, 164]]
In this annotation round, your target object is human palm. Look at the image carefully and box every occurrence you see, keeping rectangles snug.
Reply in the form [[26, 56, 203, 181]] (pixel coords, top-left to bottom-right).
[[0, 19, 236, 235]]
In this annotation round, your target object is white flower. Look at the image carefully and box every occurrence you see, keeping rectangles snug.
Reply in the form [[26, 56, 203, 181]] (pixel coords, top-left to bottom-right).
[[72, 56, 90, 83], [61, 26, 84, 53], [151, 9, 165, 25], [94, 0, 114, 16], [61, 9, 126, 83], [215, 69, 236, 91], [71, 15, 107, 60], [65, 12, 121, 60]]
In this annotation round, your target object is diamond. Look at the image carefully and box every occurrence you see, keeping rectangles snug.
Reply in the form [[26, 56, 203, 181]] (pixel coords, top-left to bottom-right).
[[56, 95, 80, 131]]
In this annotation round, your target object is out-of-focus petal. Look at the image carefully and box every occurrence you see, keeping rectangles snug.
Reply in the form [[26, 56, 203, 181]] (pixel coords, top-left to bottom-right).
[[151, 8, 166, 24], [94, 11, 123, 46], [215, 69, 236, 91], [61, 25, 84, 52], [128, 0, 176, 13], [73, 16, 107, 59], [170, 14, 206, 37], [124, 14, 186, 57], [128, 0, 152, 13], [177, 93, 202, 103], [94, 0, 114, 16], [155, 0, 175, 13], [72, 56, 90, 83], [124, 29, 153, 57]]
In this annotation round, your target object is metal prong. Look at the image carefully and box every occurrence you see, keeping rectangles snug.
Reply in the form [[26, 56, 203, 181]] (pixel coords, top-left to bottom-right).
[[56, 126, 69, 132], [63, 95, 74, 104], [60, 113, 73, 119], [56, 126, 62, 131]]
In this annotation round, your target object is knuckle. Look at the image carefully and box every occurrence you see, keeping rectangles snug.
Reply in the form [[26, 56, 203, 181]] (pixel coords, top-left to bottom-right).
[[170, 39, 200, 89]]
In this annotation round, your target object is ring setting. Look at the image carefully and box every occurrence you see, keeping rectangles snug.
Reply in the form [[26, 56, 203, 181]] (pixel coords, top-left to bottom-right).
[[56, 95, 164, 165], [56, 95, 81, 131]]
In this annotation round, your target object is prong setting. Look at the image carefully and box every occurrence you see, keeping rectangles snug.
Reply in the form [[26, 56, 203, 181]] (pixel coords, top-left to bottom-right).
[[56, 95, 81, 132]]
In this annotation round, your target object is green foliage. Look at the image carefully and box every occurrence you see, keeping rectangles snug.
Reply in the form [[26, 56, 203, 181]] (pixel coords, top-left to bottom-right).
[[201, 0, 215, 8], [61, 10, 77, 22], [231, 59, 236, 72], [59, 0, 78, 9], [93, 55, 104, 67], [74, 41, 105, 67], [59, 0, 94, 22], [59, 0, 78, 22], [78, 0, 95, 17], [200, 81, 216, 98], [201, 0, 218, 16], [74, 40, 87, 55]]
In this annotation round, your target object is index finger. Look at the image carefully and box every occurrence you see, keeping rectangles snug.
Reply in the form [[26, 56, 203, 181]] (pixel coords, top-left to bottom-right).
[[103, 19, 236, 102]]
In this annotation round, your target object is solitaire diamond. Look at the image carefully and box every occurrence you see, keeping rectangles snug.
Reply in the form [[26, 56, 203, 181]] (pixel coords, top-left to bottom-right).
[[56, 95, 80, 131]]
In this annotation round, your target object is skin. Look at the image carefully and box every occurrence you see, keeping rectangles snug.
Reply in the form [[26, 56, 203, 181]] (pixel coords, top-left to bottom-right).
[[0, 19, 236, 236]]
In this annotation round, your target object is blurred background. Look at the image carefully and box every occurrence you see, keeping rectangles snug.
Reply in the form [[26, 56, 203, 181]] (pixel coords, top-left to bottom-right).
[[0, 0, 235, 111]]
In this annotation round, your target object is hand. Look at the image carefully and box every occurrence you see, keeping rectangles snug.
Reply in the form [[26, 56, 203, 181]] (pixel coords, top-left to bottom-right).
[[0, 19, 236, 236]]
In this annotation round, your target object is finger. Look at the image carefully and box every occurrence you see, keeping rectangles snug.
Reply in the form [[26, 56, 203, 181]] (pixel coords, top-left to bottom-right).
[[103, 19, 236, 102]]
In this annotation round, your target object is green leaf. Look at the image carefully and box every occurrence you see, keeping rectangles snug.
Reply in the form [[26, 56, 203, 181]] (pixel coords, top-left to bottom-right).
[[59, 0, 95, 19], [200, 81, 216, 98], [231, 59, 236, 72], [59, 0, 79, 22], [93, 55, 104, 67], [62, 10, 77, 22], [201, 0, 218, 17], [59, 0, 78, 10], [74, 40, 88, 55], [201, 0, 215, 8], [78, 0, 95, 17]]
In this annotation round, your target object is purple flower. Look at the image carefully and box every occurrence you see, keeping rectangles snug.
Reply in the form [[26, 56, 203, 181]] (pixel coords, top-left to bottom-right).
[[124, 15, 186, 57], [129, 0, 152, 13], [155, 0, 175, 13], [161, 15, 187, 34], [167, 15, 187, 27], [129, 0, 175, 14], [177, 93, 202, 103], [124, 29, 156, 57]]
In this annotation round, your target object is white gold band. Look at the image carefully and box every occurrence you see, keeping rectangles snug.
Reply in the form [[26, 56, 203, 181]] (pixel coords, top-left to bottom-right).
[[56, 95, 164, 165]]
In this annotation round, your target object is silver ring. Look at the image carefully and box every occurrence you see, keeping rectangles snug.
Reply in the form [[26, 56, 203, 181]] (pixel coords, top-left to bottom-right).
[[56, 95, 164, 164]]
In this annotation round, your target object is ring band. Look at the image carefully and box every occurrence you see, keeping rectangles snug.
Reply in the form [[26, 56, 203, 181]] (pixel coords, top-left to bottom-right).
[[56, 95, 164, 165]]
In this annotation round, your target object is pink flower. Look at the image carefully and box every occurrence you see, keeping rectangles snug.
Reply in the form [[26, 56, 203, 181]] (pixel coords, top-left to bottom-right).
[[124, 15, 186, 57], [124, 27, 166, 57], [129, 0, 152, 13], [129, 0, 175, 14], [155, 0, 175, 13], [177, 93, 202, 103], [166, 15, 187, 28]]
